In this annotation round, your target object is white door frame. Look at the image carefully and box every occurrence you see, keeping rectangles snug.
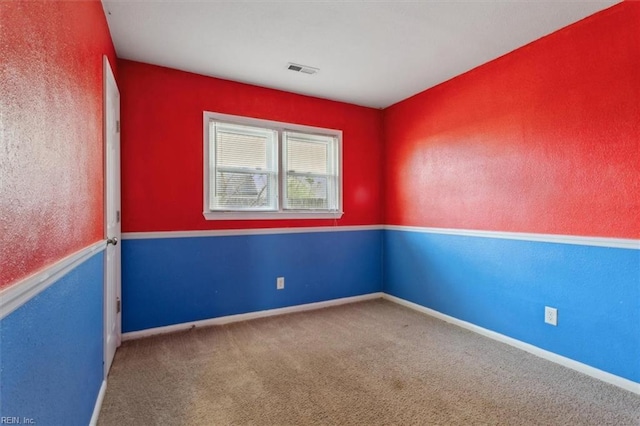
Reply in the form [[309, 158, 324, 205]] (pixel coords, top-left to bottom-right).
[[103, 55, 121, 378]]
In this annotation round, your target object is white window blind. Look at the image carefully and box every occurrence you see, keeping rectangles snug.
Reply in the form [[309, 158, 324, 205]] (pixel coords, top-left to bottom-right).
[[283, 132, 339, 211], [210, 122, 277, 211]]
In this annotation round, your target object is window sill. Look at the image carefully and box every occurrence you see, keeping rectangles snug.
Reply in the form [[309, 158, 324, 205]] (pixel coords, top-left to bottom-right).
[[203, 211, 344, 221]]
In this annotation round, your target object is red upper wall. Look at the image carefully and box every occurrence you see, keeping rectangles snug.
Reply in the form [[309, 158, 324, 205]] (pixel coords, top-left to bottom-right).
[[384, 3, 639, 238], [118, 60, 383, 232], [0, 0, 116, 288]]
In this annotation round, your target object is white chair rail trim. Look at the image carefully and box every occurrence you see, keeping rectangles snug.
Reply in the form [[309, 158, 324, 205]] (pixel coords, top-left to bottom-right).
[[0, 240, 106, 320]]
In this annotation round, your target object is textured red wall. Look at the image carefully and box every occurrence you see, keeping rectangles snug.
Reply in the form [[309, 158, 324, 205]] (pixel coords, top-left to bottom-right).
[[384, 3, 639, 238], [118, 60, 384, 232], [0, 1, 116, 288]]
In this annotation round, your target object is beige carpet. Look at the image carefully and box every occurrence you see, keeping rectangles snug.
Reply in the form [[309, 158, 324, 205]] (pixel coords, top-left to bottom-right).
[[98, 299, 640, 425]]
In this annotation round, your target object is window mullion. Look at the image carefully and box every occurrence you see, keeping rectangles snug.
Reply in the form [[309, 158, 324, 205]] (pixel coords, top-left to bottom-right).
[[276, 129, 282, 212]]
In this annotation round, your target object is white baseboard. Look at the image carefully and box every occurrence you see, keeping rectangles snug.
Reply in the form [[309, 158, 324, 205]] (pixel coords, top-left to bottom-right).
[[89, 380, 106, 426], [382, 293, 640, 395], [122, 292, 384, 341]]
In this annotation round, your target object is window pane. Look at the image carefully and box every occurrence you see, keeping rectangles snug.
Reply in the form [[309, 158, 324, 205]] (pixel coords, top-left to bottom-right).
[[286, 135, 329, 174], [283, 131, 338, 211], [216, 123, 275, 171], [286, 174, 328, 209], [215, 171, 272, 209], [210, 121, 277, 211]]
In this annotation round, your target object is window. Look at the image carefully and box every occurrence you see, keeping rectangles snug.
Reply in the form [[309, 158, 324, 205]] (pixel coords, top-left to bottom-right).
[[210, 122, 278, 211], [204, 112, 342, 220]]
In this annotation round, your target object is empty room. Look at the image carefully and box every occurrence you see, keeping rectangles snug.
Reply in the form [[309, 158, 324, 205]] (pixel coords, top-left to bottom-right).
[[1, 0, 638, 424]]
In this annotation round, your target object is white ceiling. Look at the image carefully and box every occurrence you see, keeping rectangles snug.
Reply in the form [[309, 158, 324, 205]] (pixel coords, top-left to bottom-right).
[[102, 0, 620, 109]]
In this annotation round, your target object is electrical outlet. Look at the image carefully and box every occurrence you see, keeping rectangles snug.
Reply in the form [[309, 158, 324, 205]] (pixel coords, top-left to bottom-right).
[[277, 277, 285, 290], [545, 306, 558, 326]]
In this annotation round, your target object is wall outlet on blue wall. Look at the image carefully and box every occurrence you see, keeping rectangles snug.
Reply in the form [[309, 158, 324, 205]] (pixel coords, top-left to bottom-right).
[[545, 306, 558, 326], [277, 277, 285, 290]]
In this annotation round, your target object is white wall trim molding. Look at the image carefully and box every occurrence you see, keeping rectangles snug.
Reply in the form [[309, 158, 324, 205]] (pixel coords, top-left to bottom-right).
[[123, 292, 384, 341], [122, 225, 384, 240], [89, 380, 107, 426], [382, 293, 640, 395], [385, 225, 640, 250], [0, 241, 105, 320]]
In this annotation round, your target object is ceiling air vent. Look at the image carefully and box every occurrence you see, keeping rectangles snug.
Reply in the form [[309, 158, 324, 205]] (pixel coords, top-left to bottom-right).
[[287, 63, 319, 75]]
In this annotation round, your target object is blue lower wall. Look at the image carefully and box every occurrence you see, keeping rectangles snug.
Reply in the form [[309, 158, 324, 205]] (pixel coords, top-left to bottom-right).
[[384, 230, 640, 383], [122, 230, 383, 332], [0, 252, 104, 425], [2, 228, 634, 423]]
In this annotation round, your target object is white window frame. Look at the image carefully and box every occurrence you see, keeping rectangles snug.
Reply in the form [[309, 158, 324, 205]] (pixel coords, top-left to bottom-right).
[[203, 111, 343, 220]]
